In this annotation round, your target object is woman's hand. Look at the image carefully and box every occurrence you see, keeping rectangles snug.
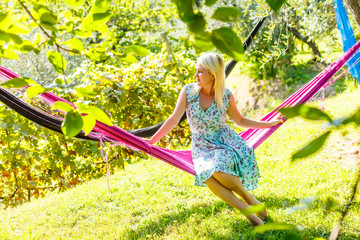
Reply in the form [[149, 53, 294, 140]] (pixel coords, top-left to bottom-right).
[[143, 138, 155, 145], [270, 120, 284, 126], [269, 116, 285, 127]]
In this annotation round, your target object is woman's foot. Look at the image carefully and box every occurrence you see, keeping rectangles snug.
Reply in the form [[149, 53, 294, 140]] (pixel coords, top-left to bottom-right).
[[246, 213, 264, 227], [247, 193, 267, 221]]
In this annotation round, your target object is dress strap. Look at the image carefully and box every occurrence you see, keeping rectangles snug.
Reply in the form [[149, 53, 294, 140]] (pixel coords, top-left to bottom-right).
[[186, 83, 198, 104]]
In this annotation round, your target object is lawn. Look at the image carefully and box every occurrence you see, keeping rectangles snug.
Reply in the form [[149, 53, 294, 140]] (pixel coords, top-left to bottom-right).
[[0, 87, 359, 240]]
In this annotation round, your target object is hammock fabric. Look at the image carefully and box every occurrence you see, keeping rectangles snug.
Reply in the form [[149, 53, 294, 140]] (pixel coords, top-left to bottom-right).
[[1, 41, 360, 175]]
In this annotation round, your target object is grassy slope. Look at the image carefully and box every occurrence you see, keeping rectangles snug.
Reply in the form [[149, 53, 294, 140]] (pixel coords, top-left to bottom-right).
[[0, 88, 359, 240]]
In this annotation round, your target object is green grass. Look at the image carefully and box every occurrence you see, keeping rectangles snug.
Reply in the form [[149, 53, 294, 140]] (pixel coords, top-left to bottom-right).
[[0, 88, 359, 240]]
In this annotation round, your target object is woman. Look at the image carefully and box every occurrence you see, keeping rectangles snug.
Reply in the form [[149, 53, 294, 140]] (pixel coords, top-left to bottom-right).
[[145, 53, 283, 226]]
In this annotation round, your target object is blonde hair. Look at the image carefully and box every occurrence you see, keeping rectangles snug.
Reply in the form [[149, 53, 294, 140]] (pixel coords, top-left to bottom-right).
[[192, 52, 226, 109]]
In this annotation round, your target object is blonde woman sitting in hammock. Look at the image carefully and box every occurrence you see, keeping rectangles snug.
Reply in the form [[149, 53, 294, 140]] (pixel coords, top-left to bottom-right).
[[145, 53, 283, 226]]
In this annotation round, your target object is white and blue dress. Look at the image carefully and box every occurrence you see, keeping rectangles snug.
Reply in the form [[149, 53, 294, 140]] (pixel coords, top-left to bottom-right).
[[185, 83, 260, 191]]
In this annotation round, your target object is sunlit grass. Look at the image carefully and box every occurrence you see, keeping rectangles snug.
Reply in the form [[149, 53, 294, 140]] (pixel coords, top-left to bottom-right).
[[0, 89, 359, 240]]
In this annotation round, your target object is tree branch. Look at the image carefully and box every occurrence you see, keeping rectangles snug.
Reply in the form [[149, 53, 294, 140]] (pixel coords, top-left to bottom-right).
[[329, 168, 360, 240], [343, 0, 360, 29], [286, 26, 323, 61], [18, 0, 79, 55]]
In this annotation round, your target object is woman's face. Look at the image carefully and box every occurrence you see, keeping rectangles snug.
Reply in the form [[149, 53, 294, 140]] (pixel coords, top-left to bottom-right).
[[195, 64, 214, 87]]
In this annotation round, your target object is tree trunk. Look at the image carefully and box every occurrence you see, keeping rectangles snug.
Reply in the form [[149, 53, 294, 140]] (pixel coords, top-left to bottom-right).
[[343, 0, 360, 28], [287, 26, 324, 62]]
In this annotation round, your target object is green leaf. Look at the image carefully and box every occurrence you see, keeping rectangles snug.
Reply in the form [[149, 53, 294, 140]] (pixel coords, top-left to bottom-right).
[[92, 12, 112, 26], [81, 106, 113, 126], [188, 13, 206, 34], [61, 110, 83, 138], [9, 34, 23, 44], [90, 0, 111, 13], [20, 42, 37, 53], [80, 11, 112, 31], [75, 87, 97, 98], [0, 14, 11, 31], [84, 48, 108, 61], [125, 45, 150, 56], [10, 40, 38, 53], [40, 12, 59, 25], [252, 223, 296, 233], [305, 109, 332, 121], [3, 48, 19, 60], [94, 24, 109, 38], [81, 114, 96, 135], [26, 85, 48, 99], [0, 31, 11, 42], [63, 0, 86, 10], [280, 105, 332, 122], [194, 31, 214, 52], [33, 5, 58, 32], [76, 102, 89, 113], [64, 10, 72, 20], [62, 38, 84, 53], [212, 7, 241, 22], [0, 13, 8, 24], [33, 4, 50, 16], [6, 23, 31, 34], [211, 27, 244, 61], [341, 108, 360, 125], [266, 0, 287, 13], [55, 77, 65, 85], [47, 51, 67, 74], [171, 0, 195, 23], [242, 204, 266, 216], [121, 54, 137, 63], [292, 131, 331, 161], [205, 0, 217, 6], [51, 101, 74, 112], [280, 105, 303, 118], [81, 14, 93, 28], [0, 77, 35, 88], [74, 28, 93, 38], [41, 23, 58, 33]]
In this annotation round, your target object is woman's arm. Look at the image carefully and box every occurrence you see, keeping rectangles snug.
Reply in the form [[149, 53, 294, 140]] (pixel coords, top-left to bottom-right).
[[145, 86, 187, 144], [227, 93, 282, 129]]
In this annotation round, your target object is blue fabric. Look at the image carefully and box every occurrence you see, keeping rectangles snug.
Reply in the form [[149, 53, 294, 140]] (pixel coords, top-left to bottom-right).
[[335, 0, 360, 82]]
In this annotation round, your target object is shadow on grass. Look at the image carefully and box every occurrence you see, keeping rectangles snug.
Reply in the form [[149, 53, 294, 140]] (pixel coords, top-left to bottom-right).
[[126, 201, 229, 239], [125, 193, 360, 240]]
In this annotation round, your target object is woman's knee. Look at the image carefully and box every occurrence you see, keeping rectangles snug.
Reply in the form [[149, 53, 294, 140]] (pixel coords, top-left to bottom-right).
[[205, 176, 216, 186], [212, 171, 236, 189], [212, 171, 234, 182], [212, 171, 225, 179]]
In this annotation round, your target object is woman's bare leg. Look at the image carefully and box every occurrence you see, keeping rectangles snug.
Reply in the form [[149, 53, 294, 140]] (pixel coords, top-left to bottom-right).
[[212, 171, 267, 220], [205, 176, 263, 226]]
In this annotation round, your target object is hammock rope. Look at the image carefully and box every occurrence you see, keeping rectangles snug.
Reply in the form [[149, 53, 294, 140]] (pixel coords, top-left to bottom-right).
[[1, 40, 360, 175]]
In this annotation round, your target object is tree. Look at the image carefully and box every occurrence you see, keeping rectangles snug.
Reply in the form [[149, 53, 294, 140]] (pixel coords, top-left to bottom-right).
[[344, 0, 360, 28]]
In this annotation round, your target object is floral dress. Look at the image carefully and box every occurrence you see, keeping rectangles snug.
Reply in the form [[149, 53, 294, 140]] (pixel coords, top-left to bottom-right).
[[186, 83, 260, 191]]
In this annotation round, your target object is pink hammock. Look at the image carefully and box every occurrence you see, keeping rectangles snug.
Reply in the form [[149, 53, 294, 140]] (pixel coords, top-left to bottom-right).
[[1, 40, 360, 175]]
